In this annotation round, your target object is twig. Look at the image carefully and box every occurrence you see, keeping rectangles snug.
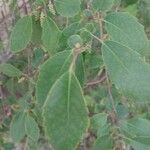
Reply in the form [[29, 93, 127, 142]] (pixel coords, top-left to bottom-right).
[[87, 30, 104, 44], [96, 12, 118, 119], [0, 85, 4, 99], [69, 44, 90, 72], [1, 10, 9, 36], [22, 0, 28, 15], [85, 74, 106, 88], [97, 12, 103, 39], [106, 72, 117, 113]]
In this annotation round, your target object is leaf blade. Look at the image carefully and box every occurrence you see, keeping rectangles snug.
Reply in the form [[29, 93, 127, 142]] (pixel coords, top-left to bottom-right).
[[105, 12, 149, 55], [93, 135, 113, 150], [36, 51, 72, 107], [42, 17, 61, 54], [120, 118, 150, 146], [102, 40, 150, 103], [10, 111, 26, 142], [42, 71, 89, 150], [54, 0, 81, 17], [92, 0, 114, 12], [0, 63, 22, 77], [36, 50, 85, 106], [10, 16, 32, 53], [25, 115, 40, 142]]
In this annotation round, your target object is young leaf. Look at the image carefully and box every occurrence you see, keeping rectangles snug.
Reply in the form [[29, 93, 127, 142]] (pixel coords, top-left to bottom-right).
[[92, 0, 114, 12], [102, 41, 150, 103], [120, 118, 150, 145], [0, 63, 22, 77], [93, 135, 113, 150], [10, 111, 26, 142], [80, 23, 96, 43], [54, 0, 81, 17], [18, 92, 31, 110], [91, 113, 109, 137], [25, 115, 40, 142], [91, 113, 107, 129], [41, 17, 61, 54], [105, 12, 149, 55], [43, 71, 89, 150], [124, 4, 138, 16], [10, 16, 32, 53], [32, 48, 44, 67], [36, 51, 84, 107]]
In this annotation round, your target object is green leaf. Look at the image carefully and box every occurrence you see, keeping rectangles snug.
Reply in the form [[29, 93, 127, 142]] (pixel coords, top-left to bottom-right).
[[10, 16, 32, 53], [26, 138, 40, 150], [83, 9, 93, 17], [31, 18, 42, 46], [80, 23, 96, 43], [32, 48, 44, 67], [54, 0, 81, 17], [120, 118, 150, 145], [36, 51, 72, 106], [91, 113, 109, 137], [18, 92, 31, 110], [114, 0, 121, 6], [34, 0, 44, 6], [63, 22, 81, 37], [75, 54, 85, 86], [102, 41, 150, 103], [43, 71, 89, 150], [91, 113, 108, 129], [84, 23, 96, 33], [1, 143, 14, 150], [67, 34, 83, 48], [105, 12, 149, 55], [41, 17, 61, 54], [130, 140, 150, 150], [92, 0, 114, 12], [0, 63, 22, 77], [93, 135, 113, 150], [85, 52, 103, 69], [10, 111, 26, 142], [116, 104, 128, 119], [36, 50, 84, 107], [124, 4, 138, 16], [25, 115, 40, 142]]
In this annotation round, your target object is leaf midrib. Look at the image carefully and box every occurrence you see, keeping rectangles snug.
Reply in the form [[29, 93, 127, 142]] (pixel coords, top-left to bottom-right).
[[67, 72, 72, 122]]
